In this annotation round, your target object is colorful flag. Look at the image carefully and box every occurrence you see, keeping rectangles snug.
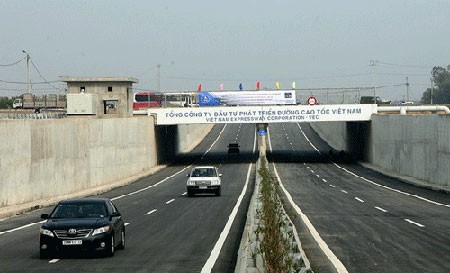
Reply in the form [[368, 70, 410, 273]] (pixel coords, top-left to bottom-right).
[[239, 83, 243, 91], [197, 84, 202, 92], [256, 81, 260, 90], [292, 81, 296, 89], [220, 83, 224, 90], [276, 82, 280, 90]]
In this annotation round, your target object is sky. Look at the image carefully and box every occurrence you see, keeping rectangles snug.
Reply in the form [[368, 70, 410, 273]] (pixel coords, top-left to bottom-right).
[[1, 0, 450, 102]]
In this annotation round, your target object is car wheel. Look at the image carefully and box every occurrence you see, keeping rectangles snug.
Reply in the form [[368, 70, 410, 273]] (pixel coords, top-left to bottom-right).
[[39, 249, 52, 259], [117, 229, 125, 250], [187, 189, 194, 197], [105, 235, 115, 257], [215, 188, 221, 197]]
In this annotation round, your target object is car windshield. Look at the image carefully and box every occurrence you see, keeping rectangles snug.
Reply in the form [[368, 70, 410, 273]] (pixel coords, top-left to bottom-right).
[[191, 168, 217, 177], [51, 203, 107, 218]]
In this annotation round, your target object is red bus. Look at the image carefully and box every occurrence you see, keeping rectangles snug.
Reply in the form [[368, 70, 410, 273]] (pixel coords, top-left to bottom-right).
[[133, 92, 163, 110]]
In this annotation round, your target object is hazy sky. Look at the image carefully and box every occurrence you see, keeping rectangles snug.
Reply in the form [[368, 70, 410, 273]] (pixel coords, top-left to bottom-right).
[[1, 0, 450, 101]]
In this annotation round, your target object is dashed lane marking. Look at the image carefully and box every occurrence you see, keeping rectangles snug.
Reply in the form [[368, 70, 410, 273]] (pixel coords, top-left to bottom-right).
[[166, 199, 175, 205], [355, 197, 365, 203], [147, 209, 157, 215], [375, 206, 388, 213], [405, 219, 425, 228]]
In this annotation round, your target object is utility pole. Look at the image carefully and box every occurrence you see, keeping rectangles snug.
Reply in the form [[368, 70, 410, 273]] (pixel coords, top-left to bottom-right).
[[156, 64, 161, 92], [369, 59, 378, 103], [430, 77, 434, 104], [406, 76, 410, 102], [22, 50, 32, 94]]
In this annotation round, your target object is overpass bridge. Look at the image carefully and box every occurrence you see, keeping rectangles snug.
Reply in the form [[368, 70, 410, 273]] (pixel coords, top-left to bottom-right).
[[146, 104, 377, 125], [144, 104, 450, 125]]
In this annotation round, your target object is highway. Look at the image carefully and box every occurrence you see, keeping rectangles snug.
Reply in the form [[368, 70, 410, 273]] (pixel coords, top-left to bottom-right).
[[0, 123, 257, 273], [267, 123, 450, 273], [1, 122, 449, 273]]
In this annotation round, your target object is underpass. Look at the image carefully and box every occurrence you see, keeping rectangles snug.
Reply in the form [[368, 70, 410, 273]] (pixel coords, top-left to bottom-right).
[[1, 99, 450, 272], [267, 122, 450, 273], [0, 123, 258, 273]]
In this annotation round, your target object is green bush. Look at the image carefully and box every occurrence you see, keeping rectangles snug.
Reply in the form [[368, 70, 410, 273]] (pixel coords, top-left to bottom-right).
[[257, 165, 297, 273]]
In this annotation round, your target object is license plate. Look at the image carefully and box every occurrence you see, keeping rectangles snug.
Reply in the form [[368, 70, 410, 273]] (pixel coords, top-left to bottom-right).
[[62, 240, 82, 245], [199, 186, 207, 189]]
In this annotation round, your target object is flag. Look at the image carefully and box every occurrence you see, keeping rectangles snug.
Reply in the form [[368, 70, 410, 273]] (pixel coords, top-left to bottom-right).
[[256, 81, 260, 90], [276, 82, 280, 90], [239, 83, 243, 90], [292, 81, 296, 89], [197, 84, 202, 92], [220, 83, 224, 90]]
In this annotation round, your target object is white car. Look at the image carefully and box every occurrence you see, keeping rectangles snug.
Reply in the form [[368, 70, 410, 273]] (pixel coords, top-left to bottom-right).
[[186, 166, 222, 197]]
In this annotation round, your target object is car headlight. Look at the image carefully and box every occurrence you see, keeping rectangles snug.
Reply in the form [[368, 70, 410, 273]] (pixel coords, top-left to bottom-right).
[[211, 179, 220, 185], [92, 225, 111, 235], [187, 180, 195, 186], [40, 228, 54, 237]]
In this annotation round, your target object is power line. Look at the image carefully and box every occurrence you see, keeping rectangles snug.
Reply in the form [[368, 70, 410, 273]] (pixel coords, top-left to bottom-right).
[[378, 61, 431, 69], [30, 60, 60, 91], [0, 57, 26, 67], [0, 79, 60, 85]]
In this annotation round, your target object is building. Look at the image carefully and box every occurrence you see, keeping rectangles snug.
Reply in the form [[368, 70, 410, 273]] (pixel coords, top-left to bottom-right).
[[60, 77, 139, 118]]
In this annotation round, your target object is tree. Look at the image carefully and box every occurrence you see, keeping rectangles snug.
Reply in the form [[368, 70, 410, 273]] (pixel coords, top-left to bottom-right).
[[422, 65, 450, 104], [0, 97, 13, 109]]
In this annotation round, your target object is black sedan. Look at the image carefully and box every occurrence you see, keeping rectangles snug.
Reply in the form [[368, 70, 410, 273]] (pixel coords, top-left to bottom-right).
[[39, 198, 125, 258]]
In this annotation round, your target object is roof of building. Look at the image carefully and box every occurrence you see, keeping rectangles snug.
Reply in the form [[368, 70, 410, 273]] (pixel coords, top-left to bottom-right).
[[59, 76, 139, 83]]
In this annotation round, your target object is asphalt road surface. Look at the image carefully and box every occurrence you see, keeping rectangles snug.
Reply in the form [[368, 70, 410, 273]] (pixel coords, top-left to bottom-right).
[[0, 123, 257, 273], [267, 123, 450, 273], [1, 122, 449, 273]]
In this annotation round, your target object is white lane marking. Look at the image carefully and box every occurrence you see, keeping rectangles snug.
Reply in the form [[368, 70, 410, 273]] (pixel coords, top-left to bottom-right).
[[202, 124, 228, 159], [166, 199, 175, 205], [341, 168, 359, 178], [331, 163, 450, 208], [341, 190, 348, 194], [182, 192, 187, 196], [310, 170, 315, 173], [329, 184, 336, 188], [201, 163, 253, 273], [273, 163, 349, 273], [5, 222, 37, 233], [49, 259, 59, 264], [111, 194, 126, 201], [147, 209, 157, 215], [267, 131, 348, 272], [355, 197, 365, 203], [316, 174, 320, 178], [412, 195, 444, 206], [359, 176, 382, 187], [296, 123, 321, 153], [405, 219, 425, 228], [0, 232, 5, 235], [322, 179, 328, 183], [125, 222, 130, 226], [374, 206, 388, 213], [127, 165, 192, 196]]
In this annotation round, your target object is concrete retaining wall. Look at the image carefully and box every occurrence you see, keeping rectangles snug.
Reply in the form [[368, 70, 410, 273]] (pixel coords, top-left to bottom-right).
[[311, 115, 450, 190], [0, 117, 212, 215]]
